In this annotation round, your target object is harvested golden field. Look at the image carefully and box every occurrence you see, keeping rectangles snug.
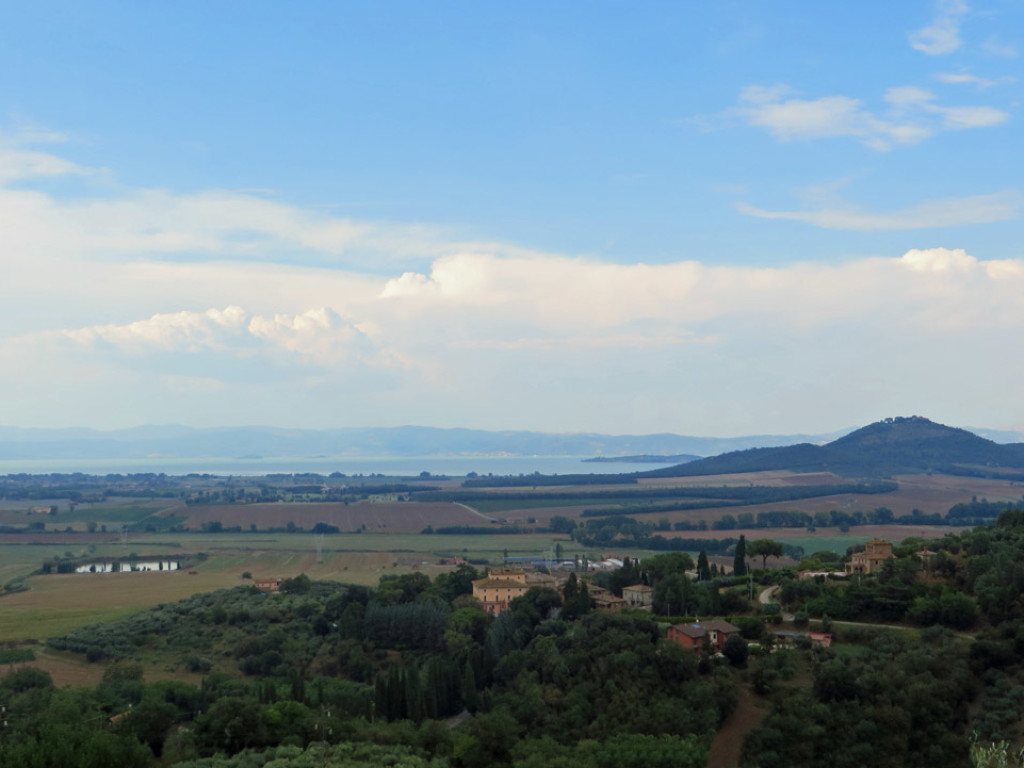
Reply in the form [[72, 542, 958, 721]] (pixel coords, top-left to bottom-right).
[[168, 500, 484, 533], [635, 470, 847, 489], [0, 548, 452, 643], [531, 473, 1024, 527], [655, 524, 967, 541], [0, 532, 126, 544]]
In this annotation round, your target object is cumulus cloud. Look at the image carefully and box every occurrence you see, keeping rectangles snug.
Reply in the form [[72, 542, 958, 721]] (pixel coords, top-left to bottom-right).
[[63, 307, 249, 352], [735, 191, 1023, 231], [6, 240, 1024, 432], [377, 248, 1024, 336], [4, 128, 1024, 434], [910, 0, 969, 55], [49, 306, 380, 370], [734, 83, 1006, 150], [247, 308, 380, 365], [899, 247, 978, 272]]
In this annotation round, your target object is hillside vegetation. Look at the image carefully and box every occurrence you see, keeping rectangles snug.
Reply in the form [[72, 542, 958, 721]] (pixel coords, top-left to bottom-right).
[[643, 417, 1024, 479], [8, 511, 1024, 766]]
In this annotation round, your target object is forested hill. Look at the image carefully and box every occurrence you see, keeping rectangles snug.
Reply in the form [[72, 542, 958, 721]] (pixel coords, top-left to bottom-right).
[[641, 416, 1024, 478]]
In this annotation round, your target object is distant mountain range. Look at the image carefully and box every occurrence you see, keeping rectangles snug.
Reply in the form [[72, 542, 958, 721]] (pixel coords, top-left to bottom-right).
[[642, 416, 1024, 479], [0, 419, 1022, 467], [0, 424, 851, 461]]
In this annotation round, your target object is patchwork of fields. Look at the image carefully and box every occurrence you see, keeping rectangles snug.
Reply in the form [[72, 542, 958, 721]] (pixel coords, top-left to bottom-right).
[[0, 468, 1015, 649], [169, 500, 487, 532]]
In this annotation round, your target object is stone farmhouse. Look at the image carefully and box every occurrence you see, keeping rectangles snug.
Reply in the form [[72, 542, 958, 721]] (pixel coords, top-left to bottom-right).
[[622, 584, 654, 609], [471, 568, 529, 615], [845, 539, 895, 575]]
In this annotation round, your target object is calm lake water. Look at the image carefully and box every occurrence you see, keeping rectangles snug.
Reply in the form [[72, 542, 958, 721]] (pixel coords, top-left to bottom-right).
[[0, 456, 675, 477]]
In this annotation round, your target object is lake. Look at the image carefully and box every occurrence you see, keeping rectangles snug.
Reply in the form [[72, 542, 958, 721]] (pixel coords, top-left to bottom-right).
[[0, 455, 675, 477]]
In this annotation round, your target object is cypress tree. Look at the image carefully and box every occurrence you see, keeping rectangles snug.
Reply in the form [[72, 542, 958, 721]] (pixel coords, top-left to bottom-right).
[[734, 535, 748, 576], [404, 662, 424, 723], [462, 660, 479, 713], [564, 572, 579, 600], [578, 580, 592, 614], [697, 550, 711, 581], [387, 667, 405, 720], [423, 658, 442, 719], [374, 677, 387, 721]]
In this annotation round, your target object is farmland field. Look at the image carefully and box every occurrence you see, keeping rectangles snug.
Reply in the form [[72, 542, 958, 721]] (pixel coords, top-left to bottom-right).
[[0, 466, 1012, 650], [0, 529, 599, 643], [656, 524, 967, 553], [167, 500, 487, 532]]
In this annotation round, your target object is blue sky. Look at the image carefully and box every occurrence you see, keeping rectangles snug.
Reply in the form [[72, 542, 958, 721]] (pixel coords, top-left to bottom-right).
[[1, 1, 1023, 436]]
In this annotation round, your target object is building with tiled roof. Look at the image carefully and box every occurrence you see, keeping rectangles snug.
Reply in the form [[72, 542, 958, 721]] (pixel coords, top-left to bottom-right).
[[472, 570, 528, 615], [622, 583, 654, 608], [845, 539, 894, 575], [667, 619, 739, 652]]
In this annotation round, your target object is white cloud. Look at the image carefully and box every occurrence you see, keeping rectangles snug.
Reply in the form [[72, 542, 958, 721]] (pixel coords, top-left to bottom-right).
[[735, 83, 1008, 150], [737, 90, 926, 150], [377, 248, 1024, 333], [932, 104, 1008, 128], [6, 239, 1024, 433], [981, 37, 1018, 58], [45, 306, 380, 371], [61, 306, 245, 353], [899, 247, 977, 272], [247, 308, 378, 365], [0, 132, 511, 276], [0, 149, 85, 183], [910, 0, 969, 55], [735, 191, 1023, 231], [5, 129, 1024, 434], [935, 72, 1013, 88], [884, 86, 936, 107]]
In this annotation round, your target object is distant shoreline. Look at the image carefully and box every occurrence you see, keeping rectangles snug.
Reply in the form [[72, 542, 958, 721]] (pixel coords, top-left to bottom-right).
[[583, 454, 700, 464]]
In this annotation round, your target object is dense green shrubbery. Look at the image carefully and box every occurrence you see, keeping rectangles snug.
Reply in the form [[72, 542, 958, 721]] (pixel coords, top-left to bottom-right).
[[36, 515, 1024, 768], [22, 564, 746, 768], [742, 632, 976, 768]]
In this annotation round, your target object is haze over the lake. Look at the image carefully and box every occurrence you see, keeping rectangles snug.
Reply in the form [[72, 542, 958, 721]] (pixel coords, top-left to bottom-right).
[[2, 1, 1023, 437]]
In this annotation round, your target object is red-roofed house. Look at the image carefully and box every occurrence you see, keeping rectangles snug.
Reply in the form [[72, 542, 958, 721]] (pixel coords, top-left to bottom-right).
[[668, 619, 739, 652]]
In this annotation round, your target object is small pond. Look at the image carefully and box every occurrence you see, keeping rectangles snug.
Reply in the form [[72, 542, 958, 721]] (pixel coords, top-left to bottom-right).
[[74, 561, 181, 573]]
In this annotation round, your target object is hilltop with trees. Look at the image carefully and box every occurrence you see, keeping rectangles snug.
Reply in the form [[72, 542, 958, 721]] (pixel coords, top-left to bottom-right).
[[641, 416, 1024, 479]]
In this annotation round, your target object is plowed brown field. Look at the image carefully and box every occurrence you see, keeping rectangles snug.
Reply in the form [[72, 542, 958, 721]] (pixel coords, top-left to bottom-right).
[[168, 501, 484, 533]]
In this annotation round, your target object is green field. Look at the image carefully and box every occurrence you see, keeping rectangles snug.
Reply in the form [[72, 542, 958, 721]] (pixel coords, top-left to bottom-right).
[[0, 529, 615, 643], [53, 501, 177, 524], [0, 522, 944, 646]]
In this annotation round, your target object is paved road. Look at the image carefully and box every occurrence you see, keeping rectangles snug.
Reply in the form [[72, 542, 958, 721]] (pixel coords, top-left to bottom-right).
[[758, 585, 794, 621]]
